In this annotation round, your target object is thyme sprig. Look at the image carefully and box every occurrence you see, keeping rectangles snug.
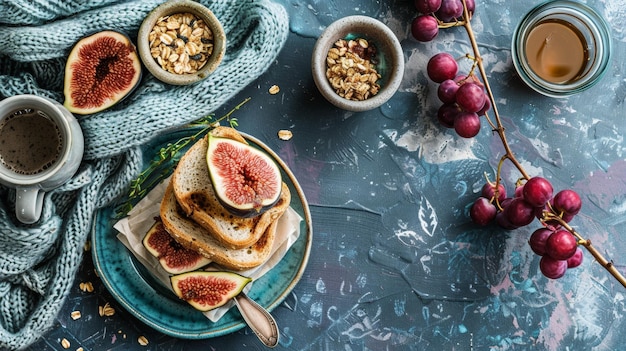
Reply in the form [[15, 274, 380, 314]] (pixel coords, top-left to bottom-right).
[[115, 97, 251, 217]]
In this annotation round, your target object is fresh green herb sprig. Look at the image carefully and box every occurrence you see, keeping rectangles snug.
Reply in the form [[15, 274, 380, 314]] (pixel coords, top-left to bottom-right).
[[115, 97, 251, 217]]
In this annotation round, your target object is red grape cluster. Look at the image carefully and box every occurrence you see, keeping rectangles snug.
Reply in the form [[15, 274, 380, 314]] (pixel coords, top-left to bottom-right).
[[470, 176, 584, 279], [412, 0, 488, 138], [426, 53, 490, 138], [412, 0, 591, 282], [411, 0, 475, 42]]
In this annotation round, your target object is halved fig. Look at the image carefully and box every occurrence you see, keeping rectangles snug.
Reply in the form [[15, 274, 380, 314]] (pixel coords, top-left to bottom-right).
[[171, 271, 251, 312], [143, 220, 211, 274], [63, 30, 142, 114], [206, 135, 282, 217]]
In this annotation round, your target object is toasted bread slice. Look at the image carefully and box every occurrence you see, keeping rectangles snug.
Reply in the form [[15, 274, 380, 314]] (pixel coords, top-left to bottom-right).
[[160, 181, 279, 271], [172, 127, 291, 249]]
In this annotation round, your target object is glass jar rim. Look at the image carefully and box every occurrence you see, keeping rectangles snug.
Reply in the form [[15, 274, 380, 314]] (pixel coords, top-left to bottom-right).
[[511, 0, 612, 97]]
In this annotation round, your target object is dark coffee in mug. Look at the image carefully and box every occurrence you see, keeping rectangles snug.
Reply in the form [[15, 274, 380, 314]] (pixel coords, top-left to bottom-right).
[[0, 108, 63, 175]]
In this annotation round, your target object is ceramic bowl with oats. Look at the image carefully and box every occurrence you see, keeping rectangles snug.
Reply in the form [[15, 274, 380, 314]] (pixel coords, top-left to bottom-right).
[[311, 15, 404, 112], [138, 0, 225, 85]]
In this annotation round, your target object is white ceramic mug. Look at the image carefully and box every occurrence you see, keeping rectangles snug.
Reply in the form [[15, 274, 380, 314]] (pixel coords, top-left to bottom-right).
[[0, 95, 84, 224]]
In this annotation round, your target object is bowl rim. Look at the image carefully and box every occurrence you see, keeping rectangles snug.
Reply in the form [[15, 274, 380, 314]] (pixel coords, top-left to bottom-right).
[[311, 15, 404, 112], [137, 0, 226, 86]]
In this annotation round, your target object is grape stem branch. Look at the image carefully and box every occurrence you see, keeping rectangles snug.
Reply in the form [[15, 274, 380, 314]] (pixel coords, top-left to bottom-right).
[[450, 0, 626, 288]]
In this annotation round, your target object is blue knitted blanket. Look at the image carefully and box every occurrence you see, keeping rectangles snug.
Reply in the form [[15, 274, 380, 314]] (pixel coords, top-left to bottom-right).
[[0, 0, 289, 349]]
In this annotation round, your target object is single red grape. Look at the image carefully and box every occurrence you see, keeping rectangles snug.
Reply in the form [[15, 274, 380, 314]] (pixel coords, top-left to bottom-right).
[[437, 103, 461, 128], [427, 53, 458, 83], [436, 0, 463, 21], [456, 82, 486, 113], [502, 197, 535, 227], [566, 247, 583, 268], [528, 228, 552, 256], [411, 15, 439, 42], [465, 0, 475, 15], [523, 177, 553, 207], [481, 182, 506, 203], [500, 197, 513, 208], [552, 189, 582, 215], [540, 256, 567, 279], [514, 184, 524, 198], [496, 212, 518, 230], [470, 197, 497, 226], [545, 229, 578, 260], [414, 0, 442, 14], [477, 93, 490, 116], [454, 111, 480, 138], [437, 79, 460, 103]]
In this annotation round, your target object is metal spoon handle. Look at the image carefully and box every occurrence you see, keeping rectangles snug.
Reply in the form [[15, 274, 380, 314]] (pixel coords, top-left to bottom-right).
[[234, 292, 279, 348]]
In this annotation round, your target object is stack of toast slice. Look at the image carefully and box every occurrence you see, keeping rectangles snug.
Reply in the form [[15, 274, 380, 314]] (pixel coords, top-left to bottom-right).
[[159, 126, 291, 271]]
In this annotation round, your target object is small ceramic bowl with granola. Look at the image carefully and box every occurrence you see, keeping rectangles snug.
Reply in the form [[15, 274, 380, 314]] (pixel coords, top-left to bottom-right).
[[311, 15, 404, 112], [138, 0, 225, 85]]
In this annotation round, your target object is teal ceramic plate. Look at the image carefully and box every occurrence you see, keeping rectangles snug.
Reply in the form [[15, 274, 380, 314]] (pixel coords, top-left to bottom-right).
[[91, 127, 312, 339]]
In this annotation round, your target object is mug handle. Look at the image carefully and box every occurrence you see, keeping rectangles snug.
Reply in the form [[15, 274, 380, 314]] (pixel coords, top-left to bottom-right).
[[16, 187, 45, 224]]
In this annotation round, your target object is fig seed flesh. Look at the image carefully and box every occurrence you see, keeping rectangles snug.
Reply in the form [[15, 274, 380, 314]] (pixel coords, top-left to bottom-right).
[[142, 220, 211, 274], [171, 271, 252, 311], [64, 30, 141, 115], [207, 136, 282, 217]]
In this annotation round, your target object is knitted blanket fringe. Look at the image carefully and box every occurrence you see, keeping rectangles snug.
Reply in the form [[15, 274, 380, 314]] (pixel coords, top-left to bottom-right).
[[0, 0, 289, 349]]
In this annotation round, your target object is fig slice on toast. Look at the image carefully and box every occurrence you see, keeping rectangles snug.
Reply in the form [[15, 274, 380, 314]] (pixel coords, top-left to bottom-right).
[[143, 219, 211, 274], [206, 134, 282, 218], [171, 271, 251, 312]]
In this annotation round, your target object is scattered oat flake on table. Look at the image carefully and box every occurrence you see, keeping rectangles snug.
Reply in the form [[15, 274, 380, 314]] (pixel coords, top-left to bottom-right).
[[79, 281, 94, 293], [269, 84, 280, 94], [60, 338, 70, 349], [99, 302, 115, 317], [70, 310, 81, 320], [278, 129, 293, 140], [138, 335, 149, 346]]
